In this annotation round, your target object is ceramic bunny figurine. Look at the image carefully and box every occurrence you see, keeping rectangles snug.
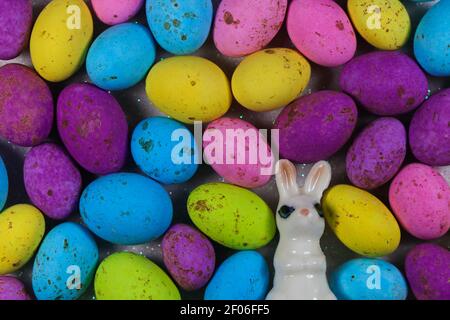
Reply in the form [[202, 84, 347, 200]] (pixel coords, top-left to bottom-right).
[[266, 159, 336, 300]]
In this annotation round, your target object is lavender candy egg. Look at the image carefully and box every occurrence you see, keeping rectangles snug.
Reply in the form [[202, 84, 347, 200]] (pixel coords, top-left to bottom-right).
[[57, 84, 128, 175], [0, 276, 31, 300], [275, 91, 358, 163], [405, 243, 450, 300], [0, 64, 53, 147], [0, 0, 33, 60], [24, 143, 82, 220], [409, 89, 450, 166], [346, 118, 406, 190], [162, 224, 215, 291], [340, 51, 428, 116]]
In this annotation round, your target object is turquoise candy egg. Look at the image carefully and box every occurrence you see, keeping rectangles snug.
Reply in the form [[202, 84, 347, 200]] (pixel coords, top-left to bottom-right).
[[86, 22, 156, 90], [131, 117, 198, 184], [80, 173, 173, 245], [0, 156, 7, 211], [32, 222, 98, 300], [204, 251, 269, 300], [414, 0, 450, 76], [146, 0, 213, 55], [330, 258, 408, 300]]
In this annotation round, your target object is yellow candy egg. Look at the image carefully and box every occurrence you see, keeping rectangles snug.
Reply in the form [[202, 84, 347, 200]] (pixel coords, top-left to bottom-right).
[[322, 185, 400, 257], [30, 0, 93, 82], [0, 204, 45, 274], [232, 48, 311, 112], [347, 0, 410, 50], [146, 56, 232, 124]]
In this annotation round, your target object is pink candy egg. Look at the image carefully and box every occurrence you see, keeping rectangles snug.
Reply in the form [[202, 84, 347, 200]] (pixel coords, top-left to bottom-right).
[[389, 163, 450, 240], [0, 276, 31, 300], [287, 0, 356, 67], [91, 0, 144, 25], [213, 0, 287, 57]]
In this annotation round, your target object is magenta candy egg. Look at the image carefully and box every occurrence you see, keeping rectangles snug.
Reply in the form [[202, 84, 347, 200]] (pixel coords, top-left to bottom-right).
[[275, 90, 358, 163], [57, 84, 128, 175], [287, 0, 356, 67], [409, 88, 450, 166], [0, 276, 31, 300], [24, 143, 82, 220], [389, 163, 450, 240], [91, 0, 144, 25], [346, 118, 406, 190], [405, 243, 450, 300], [162, 224, 215, 291], [0, 64, 53, 147], [203, 118, 273, 188], [213, 0, 287, 57]]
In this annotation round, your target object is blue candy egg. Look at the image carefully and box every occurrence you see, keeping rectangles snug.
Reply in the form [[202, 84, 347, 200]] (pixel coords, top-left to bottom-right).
[[414, 0, 450, 76], [131, 117, 198, 184], [86, 22, 156, 90], [80, 173, 173, 245], [146, 0, 213, 55], [32, 222, 98, 300], [205, 251, 269, 300], [330, 258, 408, 300], [0, 156, 8, 211]]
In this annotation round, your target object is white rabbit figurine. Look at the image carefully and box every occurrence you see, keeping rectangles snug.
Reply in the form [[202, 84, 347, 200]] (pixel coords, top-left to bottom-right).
[[266, 159, 336, 300]]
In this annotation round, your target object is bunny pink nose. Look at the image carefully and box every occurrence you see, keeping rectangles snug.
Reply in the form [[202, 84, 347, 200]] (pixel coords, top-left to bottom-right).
[[300, 208, 310, 216]]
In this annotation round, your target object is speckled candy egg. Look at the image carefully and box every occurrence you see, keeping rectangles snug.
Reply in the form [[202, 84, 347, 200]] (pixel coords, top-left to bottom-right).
[[32, 222, 99, 300], [0, 276, 31, 300], [146, 0, 213, 55], [0, 156, 7, 211], [346, 118, 406, 190], [205, 251, 269, 300], [131, 117, 198, 184], [57, 83, 128, 175], [95, 252, 180, 300], [275, 91, 357, 164], [414, 0, 450, 76], [340, 51, 428, 116], [162, 224, 215, 291], [405, 243, 450, 300], [0, 204, 45, 275], [0, 0, 32, 60], [92, 0, 144, 25], [24, 143, 81, 220], [287, 0, 356, 67], [80, 173, 173, 245], [213, 0, 287, 57], [86, 23, 156, 91], [330, 258, 408, 300], [409, 89, 450, 166], [389, 163, 450, 240], [203, 118, 273, 188], [0, 64, 53, 147], [187, 183, 276, 250]]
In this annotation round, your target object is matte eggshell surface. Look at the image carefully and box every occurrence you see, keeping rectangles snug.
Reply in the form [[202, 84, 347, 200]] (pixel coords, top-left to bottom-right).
[[92, 0, 144, 25], [213, 0, 287, 57], [287, 0, 356, 67], [389, 164, 450, 240], [0, 157, 8, 212], [0, 276, 31, 300]]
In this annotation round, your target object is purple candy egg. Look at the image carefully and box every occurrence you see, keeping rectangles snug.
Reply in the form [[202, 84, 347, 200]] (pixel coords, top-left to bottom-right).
[[275, 90, 357, 163], [57, 83, 128, 175], [162, 224, 215, 291], [0, 64, 53, 147], [409, 88, 450, 166], [346, 118, 406, 190], [24, 143, 82, 220], [0, 0, 33, 60], [340, 51, 428, 116], [0, 276, 31, 300], [405, 243, 450, 300]]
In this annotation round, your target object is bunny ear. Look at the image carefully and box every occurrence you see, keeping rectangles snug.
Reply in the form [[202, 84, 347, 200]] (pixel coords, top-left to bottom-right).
[[275, 159, 299, 199], [304, 161, 332, 202]]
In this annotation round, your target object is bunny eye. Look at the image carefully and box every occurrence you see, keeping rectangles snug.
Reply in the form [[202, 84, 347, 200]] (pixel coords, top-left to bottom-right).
[[278, 205, 295, 219], [314, 203, 324, 218]]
